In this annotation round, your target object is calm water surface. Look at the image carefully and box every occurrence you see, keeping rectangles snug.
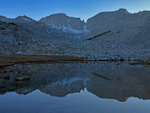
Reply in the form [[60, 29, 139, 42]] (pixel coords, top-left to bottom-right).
[[0, 62, 150, 113]]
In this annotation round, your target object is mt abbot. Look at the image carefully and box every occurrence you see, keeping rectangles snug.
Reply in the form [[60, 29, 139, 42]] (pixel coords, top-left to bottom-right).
[[1, 8, 150, 61]]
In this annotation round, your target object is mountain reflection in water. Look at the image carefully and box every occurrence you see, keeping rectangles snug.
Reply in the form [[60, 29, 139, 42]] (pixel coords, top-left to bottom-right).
[[0, 62, 150, 102]]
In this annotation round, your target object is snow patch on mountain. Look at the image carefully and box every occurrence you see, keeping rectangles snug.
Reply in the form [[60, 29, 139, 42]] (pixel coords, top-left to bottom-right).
[[39, 13, 89, 34], [49, 19, 89, 34]]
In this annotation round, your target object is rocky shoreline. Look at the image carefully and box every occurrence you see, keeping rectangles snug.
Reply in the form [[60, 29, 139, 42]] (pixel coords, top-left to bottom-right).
[[0, 54, 87, 67], [0, 54, 150, 68]]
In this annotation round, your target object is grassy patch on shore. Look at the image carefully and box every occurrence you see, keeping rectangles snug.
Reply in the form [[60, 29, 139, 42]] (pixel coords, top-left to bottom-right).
[[0, 54, 87, 67]]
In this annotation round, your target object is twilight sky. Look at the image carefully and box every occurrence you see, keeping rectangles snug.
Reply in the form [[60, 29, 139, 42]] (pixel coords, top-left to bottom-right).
[[0, 0, 150, 21]]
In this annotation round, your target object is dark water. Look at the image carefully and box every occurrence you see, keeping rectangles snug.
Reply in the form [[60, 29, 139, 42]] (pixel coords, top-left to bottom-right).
[[0, 62, 150, 113]]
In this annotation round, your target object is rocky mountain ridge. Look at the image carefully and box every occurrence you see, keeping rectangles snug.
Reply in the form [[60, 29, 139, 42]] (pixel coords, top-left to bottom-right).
[[1, 8, 150, 61]]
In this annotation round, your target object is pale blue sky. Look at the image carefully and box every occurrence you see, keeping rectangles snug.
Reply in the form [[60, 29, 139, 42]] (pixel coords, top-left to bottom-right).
[[0, 0, 150, 20]]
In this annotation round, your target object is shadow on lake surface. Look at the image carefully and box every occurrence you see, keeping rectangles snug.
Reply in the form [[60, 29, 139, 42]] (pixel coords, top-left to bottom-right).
[[0, 62, 150, 113]]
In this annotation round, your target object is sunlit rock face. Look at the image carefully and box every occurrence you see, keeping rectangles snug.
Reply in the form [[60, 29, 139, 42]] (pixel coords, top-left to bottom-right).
[[1, 62, 150, 102], [39, 13, 88, 34]]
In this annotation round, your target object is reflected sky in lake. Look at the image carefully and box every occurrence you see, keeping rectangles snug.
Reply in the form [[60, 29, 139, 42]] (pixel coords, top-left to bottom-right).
[[0, 62, 150, 113]]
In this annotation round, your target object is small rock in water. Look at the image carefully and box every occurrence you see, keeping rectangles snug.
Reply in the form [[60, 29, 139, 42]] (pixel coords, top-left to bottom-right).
[[129, 61, 143, 65], [0, 86, 5, 89], [146, 61, 150, 65], [15, 76, 30, 81], [1, 75, 10, 80], [3, 71, 7, 73], [0, 70, 7, 73], [0, 70, 3, 73]]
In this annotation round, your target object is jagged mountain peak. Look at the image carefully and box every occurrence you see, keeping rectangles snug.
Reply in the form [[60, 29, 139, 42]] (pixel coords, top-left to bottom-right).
[[0, 16, 11, 22], [40, 13, 82, 21], [15, 15, 36, 23], [49, 13, 67, 17], [88, 8, 129, 19], [0, 15, 7, 19], [40, 13, 67, 21], [39, 13, 87, 34], [116, 8, 129, 13]]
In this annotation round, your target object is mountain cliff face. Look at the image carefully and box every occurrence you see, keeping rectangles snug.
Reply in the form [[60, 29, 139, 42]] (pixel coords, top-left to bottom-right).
[[86, 9, 150, 34], [86, 9, 150, 45], [39, 13, 88, 34], [1, 9, 150, 61]]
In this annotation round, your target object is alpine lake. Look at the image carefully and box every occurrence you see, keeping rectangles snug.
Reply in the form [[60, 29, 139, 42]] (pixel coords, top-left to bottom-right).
[[0, 61, 150, 113]]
